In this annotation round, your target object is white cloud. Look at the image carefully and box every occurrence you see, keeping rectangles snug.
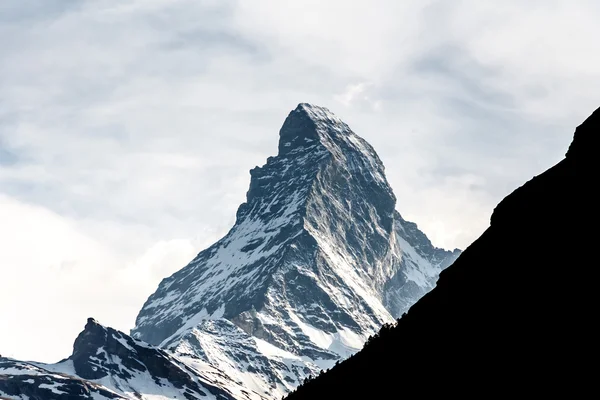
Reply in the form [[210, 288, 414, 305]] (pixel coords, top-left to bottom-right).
[[1, 0, 599, 361], [334, 82, 382, 111], [0, 194, 113, 361], [0, 194, 219, 362]]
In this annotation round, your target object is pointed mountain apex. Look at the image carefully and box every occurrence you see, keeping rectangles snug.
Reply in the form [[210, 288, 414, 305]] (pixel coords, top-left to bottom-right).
[[278, 103, 347, 156], [295, 103, 344, 124], [84, 317, 104, 330]]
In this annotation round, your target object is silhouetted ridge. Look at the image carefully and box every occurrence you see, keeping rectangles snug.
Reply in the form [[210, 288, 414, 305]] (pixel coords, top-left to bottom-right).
[[566, 105, 599, 161], [285, 107, 599, 399]]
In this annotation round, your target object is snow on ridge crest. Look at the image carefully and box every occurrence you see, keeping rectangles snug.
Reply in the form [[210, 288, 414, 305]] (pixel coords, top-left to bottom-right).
[[277, 103, 365, 159]]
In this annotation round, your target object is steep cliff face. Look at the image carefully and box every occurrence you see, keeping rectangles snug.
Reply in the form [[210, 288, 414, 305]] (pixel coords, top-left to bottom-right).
[[285, 108, 600, 399], [131, 103, 459, 398]]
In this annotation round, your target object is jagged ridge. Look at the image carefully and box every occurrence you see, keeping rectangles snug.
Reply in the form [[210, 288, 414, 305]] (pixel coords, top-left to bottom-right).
[[0, 318, 259, 400]]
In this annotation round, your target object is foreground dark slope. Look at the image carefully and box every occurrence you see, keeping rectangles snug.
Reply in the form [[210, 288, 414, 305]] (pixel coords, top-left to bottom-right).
[[286, 108, 599, 398]]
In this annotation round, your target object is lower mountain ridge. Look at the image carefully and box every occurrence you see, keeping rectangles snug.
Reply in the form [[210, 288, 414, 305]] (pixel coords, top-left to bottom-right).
[[284, 108, 600, 399], [0, 318, 257, 400], [0, 104, 459, 400]]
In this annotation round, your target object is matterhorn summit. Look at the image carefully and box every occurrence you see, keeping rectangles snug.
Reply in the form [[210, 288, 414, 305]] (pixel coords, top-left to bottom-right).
[[131, 103, 460, 398]]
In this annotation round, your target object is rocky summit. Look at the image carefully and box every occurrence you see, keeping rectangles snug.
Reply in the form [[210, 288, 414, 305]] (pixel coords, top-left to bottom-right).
[[0, 103, 458, 400]]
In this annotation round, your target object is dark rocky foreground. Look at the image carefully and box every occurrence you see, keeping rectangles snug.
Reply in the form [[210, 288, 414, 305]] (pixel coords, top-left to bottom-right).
[[285, 108, 599, 399]]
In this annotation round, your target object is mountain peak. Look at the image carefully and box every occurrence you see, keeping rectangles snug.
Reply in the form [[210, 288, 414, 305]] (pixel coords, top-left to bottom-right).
[[85, 317, 100, 327], [278, 103, 347, 156], [295, 103, 344, 124]]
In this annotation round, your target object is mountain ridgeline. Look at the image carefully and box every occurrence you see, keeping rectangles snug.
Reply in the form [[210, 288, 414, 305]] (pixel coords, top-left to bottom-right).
[[0, 104, 459, 400], [0, 318, 247, 400], [285, 108, 600, 399]]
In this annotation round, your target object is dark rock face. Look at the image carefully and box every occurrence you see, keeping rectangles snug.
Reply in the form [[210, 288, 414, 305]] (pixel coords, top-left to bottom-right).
[[71, 318, 226, 399], [284, 108, 600, 399]]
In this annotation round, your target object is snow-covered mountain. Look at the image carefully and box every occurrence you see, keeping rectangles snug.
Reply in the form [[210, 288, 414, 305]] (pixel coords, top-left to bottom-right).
[[131, 103, 460, 398], [0, 318, 258, 400], [0, 103, 459, 400]]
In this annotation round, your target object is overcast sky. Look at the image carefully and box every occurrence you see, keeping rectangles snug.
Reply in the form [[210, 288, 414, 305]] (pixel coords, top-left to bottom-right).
[[1, 0, 599, 363]]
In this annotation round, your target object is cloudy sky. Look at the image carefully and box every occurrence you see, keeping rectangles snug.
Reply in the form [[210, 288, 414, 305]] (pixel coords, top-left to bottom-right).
[[1, 0, 599, 362]]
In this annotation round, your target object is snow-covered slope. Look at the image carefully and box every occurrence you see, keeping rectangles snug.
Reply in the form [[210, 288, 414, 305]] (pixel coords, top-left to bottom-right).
[[0, 358, 126, 400], [131, 103, 460, 399], [0, 318, 262, 400]]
